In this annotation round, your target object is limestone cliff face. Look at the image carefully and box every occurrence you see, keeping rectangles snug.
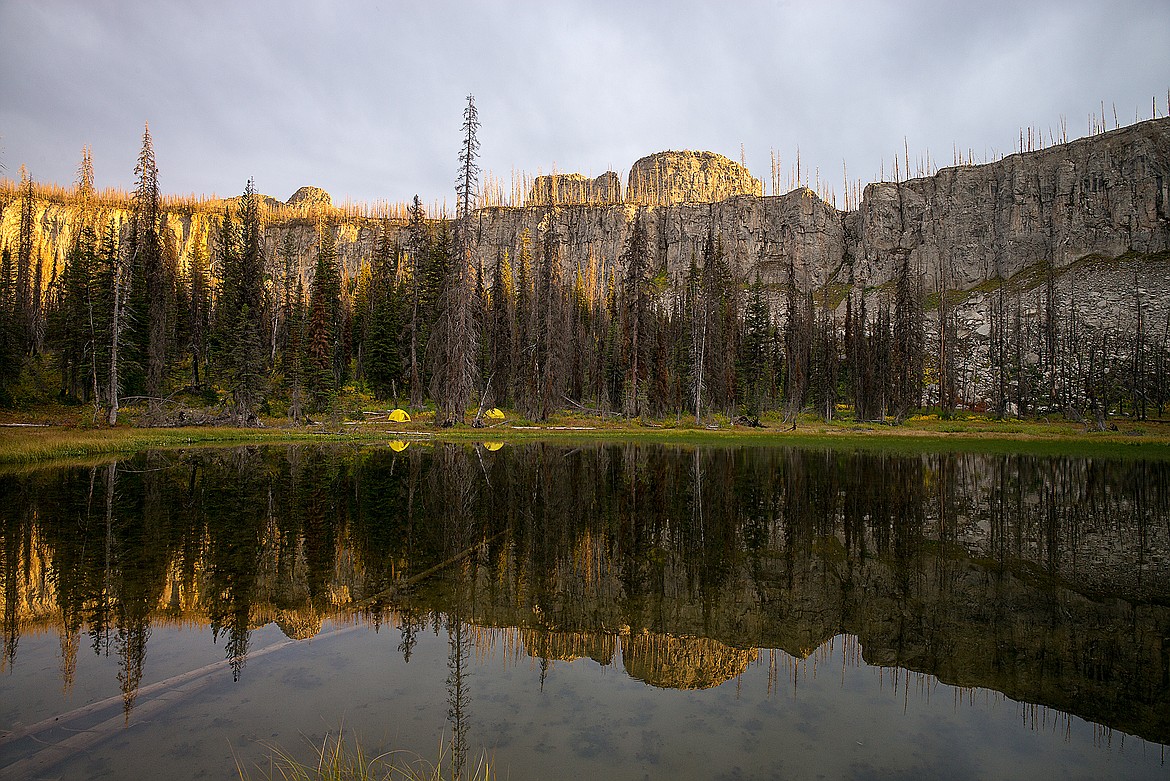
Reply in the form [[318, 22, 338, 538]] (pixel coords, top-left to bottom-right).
[[467, 188, 844, 292], [848, 118, 1170, 290], [626, 150, 763, 206], [2, 120, 1167, 318], [526, 171, 621, 205]]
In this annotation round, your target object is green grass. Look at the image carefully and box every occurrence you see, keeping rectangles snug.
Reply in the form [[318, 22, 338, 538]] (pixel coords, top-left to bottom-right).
[[4, 403, 1170, 465]]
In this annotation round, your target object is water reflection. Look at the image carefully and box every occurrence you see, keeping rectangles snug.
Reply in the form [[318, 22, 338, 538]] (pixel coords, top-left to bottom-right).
[[1, 443, 1169, 749]]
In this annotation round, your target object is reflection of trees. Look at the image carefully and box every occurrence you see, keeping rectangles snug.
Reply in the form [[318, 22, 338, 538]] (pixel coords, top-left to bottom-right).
[[1, 444, 1169, 739], [205, 449, 266, 681]]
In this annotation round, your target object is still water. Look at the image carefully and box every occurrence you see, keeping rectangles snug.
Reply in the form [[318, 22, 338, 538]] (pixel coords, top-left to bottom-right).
[[1, 442, 1168, 779]]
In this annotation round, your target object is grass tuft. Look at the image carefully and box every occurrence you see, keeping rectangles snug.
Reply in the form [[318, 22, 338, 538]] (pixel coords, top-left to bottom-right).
[[237, 730, 492, 781]]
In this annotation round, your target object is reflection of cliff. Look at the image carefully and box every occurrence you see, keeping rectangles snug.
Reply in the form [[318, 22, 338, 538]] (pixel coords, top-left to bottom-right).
[[621, 631, 757, 690], [2, 444, 1169, 742], [521, 628, 615, 665]]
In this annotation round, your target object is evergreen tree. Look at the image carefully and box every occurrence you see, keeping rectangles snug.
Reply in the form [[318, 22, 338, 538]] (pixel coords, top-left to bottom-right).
[[700, 232, 738, 414], [131, 124, 169, 419], [52, 224, 98, 401], [16, 167, 37, 356], [621, 211, 650, 417], [488, 247, 513, 408], [287, 277, 307, 423], [361, 221, 404, 399], [222, 178, 267, 423], [783, 254, 811, 422], [532, 225, 563, 420], [892, 256, 924, 419], [739, 273, 771, 417], [185, 234, 211, 387], [0, 248, 18, 405], [684, 252, 705, 421], [306, 222, 343, 414], [404, 196, 428, 409], [809, 292, 839, 420], [513, 229, 535, 411]]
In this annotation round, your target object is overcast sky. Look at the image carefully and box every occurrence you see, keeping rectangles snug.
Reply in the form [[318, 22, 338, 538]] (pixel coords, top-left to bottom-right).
[[2, 0, 1168, 209]]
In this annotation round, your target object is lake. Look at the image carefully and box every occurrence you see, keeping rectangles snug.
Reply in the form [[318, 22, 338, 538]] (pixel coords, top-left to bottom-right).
[[1, 442, 1168, 779]]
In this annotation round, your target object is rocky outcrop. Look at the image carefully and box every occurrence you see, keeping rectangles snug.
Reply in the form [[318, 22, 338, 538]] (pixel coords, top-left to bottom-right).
[[626, 150, 763, 206], [285, 185, 332, 208], [527, 171, 621, 205]]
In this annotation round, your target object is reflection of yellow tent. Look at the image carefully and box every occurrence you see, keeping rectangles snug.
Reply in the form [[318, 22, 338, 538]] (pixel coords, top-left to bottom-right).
[[485, 408, 505, 420], [388, 408, 411, 422], [482, 442, 504, 452], [389, 440, 410, 452]]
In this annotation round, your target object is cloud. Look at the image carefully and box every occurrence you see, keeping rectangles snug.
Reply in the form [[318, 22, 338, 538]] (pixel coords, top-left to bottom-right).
[[1, 0, 1167, 207]]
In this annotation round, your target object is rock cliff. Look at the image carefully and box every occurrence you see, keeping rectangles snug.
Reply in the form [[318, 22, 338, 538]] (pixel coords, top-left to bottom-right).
[[526, 171, 621, 205], [2, 119, 1167, 343], [626, 149, 763, 206], [847, 118, 1170, 290]]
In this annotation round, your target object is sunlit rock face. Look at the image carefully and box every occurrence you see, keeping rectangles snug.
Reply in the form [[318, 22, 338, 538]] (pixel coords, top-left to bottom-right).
[[285, 185, 332, 209], [626, 150, 763, 207], [527, 172, 622, 206]]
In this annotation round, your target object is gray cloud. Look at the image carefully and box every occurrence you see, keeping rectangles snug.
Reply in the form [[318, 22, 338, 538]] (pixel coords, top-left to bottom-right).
[[1, 0, 1167, 208]]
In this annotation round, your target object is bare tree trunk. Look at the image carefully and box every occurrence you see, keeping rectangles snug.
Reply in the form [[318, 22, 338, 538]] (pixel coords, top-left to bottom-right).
[[107, 258, 123, 426]]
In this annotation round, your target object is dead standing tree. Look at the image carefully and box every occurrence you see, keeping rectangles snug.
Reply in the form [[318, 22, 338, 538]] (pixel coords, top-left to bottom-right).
[[430, 95, 481, 426]]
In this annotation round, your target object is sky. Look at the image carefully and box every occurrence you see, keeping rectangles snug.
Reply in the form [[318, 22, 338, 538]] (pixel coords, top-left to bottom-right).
[[1, 0, 1168, 209]]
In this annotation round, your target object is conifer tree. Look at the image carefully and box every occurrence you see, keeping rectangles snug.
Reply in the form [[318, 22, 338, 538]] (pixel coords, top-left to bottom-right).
[[685, 252, 706, 421], [52, 224, 97, 401], [287, 277, 307, 423], [361, 221, 404, 399], [16, 166, 36, 355], [185, 235, 211, 387], [621, 211, 650, 417], [404, 196, 428, 408], [132, 124, 168, 419], [809, 292, 839, 420], [488, 247, 513, 407], [783, 255, 811, 422], [892, 255, 924, 419], [0, 248, 18, 405], [221, 178, 266, 424], [513, 229, 535, 410], [739, 272, 771, 417], [532, 225, 563, 420], [306, 222, 343, 413]]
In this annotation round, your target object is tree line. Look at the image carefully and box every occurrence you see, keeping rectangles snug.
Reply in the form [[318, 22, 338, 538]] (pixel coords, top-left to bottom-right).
[[2, 113, 1167, 426]]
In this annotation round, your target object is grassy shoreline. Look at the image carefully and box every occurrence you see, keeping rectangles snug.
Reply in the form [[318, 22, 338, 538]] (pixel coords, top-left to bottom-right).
[[4, 406, 1170, 464]]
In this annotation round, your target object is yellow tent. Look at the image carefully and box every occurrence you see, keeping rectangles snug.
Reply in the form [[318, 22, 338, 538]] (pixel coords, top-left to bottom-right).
[[482, 441, 504, 452], [389, 440, 410, 452], [388, 408, 411, 423], [485, 408, 505, 420]]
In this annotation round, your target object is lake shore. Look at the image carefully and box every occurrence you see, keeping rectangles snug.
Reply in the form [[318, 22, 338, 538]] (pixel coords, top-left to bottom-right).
[[4, 405, 1170, 464]]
